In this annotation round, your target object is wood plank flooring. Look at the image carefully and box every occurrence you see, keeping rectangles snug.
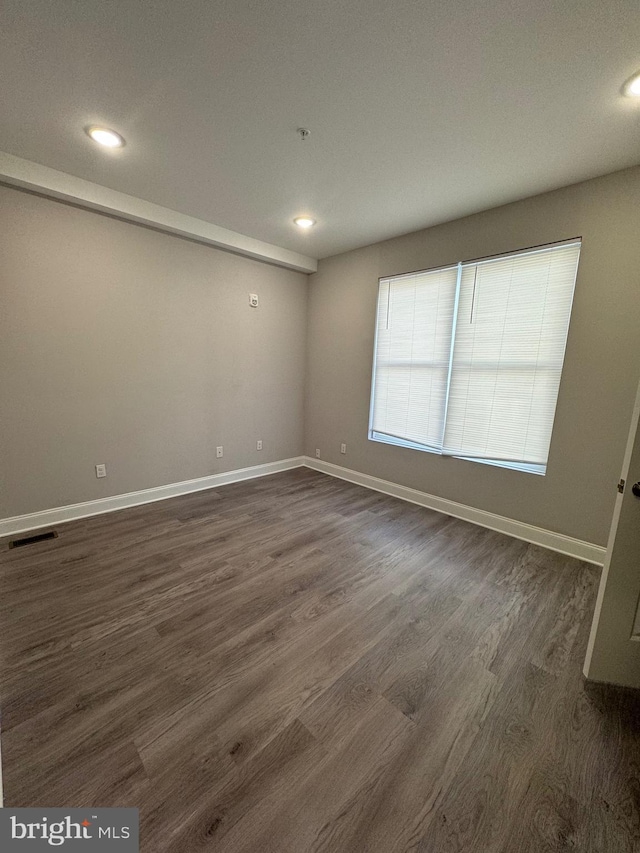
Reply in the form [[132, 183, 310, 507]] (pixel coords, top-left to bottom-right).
[[1, 468, 639, 852]]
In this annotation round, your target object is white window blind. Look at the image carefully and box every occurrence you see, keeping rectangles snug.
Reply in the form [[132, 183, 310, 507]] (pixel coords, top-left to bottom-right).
[[370, 265, 458, 451], [369, 240, 581, 474]]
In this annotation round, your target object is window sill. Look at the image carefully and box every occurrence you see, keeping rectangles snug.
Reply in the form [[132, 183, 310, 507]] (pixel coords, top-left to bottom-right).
[[368, 431, 546, 476]]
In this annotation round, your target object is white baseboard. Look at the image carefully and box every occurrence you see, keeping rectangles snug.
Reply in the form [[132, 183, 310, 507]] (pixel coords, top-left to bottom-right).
[[1, 454, 606, 566], [304, 457, 606, 566], [0, 457, 306, 537]]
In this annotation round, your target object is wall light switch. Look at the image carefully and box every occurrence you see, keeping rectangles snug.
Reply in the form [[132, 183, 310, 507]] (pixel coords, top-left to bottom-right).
[[95, 463, 107, 478], [249, 293, 259, 308]]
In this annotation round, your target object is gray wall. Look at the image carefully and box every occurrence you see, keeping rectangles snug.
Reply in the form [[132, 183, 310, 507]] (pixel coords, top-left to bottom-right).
[[3, 167, 640, 546], [0, 185, 308, 518], [305, 167, 640, 547]]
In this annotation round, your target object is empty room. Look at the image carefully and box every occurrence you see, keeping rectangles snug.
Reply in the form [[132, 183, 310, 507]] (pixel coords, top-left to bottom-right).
[[1, 1, 640, 851]]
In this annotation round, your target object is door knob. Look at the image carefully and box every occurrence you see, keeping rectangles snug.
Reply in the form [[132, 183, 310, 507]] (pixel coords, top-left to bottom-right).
[[632, 482, 640, 498]]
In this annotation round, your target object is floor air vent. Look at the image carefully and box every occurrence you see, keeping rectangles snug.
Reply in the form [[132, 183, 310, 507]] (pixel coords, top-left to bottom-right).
[[9, 530, 58, 549]]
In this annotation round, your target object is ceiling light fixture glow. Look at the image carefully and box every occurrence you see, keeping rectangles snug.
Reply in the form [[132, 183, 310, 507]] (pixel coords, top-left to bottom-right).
[[293, 217, 316, 229], [622, 71, 640, 97], [86, 126, 126, 148]]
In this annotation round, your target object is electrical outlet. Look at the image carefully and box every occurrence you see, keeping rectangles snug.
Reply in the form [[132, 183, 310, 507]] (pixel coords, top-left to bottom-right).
[[340, 443, 347, 454], [95, 463, 107, 478], [257, 440, 263, 451], [216, 446, 224, 458], [315, 448, 321, 458], [249, 293, 259, 308]]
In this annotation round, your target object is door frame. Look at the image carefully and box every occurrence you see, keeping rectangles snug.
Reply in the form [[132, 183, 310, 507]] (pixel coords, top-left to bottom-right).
[[583, 375, 640, 687]]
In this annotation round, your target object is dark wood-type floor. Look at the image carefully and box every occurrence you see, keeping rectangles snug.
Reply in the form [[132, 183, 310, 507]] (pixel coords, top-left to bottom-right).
[[1, 469, 639, 852]]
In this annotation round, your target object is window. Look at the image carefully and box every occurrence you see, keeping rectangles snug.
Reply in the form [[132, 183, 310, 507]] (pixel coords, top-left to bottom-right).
[[369, 240, 581, 475]]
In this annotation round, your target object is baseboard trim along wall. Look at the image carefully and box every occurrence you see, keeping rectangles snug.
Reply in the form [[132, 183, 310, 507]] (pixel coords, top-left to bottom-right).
[[0, 454, 606, 565], [0, 457, 306, 537], [304, 457, 606, 566]]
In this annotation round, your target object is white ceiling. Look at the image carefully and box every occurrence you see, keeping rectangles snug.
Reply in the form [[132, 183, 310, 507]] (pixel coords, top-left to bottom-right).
[[1, 0, 639, 260]]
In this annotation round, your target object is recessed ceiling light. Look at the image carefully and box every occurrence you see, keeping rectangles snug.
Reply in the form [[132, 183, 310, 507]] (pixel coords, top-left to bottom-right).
[[293, 217, 316, 229], [622, 71, 640, 97], [86, 126, 126, 148]]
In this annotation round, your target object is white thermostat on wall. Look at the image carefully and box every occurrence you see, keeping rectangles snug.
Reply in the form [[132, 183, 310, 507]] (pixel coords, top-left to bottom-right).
[[249, 293, 259, 308]]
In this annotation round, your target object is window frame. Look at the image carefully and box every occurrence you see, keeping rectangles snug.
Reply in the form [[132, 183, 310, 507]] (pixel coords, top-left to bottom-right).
[[368, 239, 582, 476]]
